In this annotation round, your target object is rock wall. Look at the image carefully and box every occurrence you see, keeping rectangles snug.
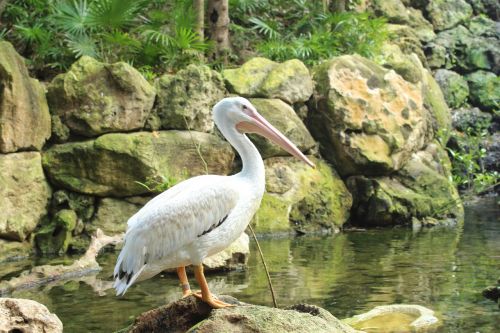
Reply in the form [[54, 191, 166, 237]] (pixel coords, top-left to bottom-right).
[[0, 3, 473, 260]]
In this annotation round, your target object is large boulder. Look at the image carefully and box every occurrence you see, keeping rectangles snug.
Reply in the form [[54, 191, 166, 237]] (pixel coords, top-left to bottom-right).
[[127, 296, 359, 333], [223, 58, 313, 104], [249, 99, 316, 159], [47, 56, 155, 138], [0, 41, 51, 153], [426, 0, 473, 31], [309, 55, 431, 177], [152, 64, 225, 132], [0, 298, 63, 333], [0, 152, 51, 241], [434, 69, 469, 109], [90, 197, 146, 235], [347, 143, 463, 226], [42, 131, 234, 197], [252, 157, 352, 234], [451, 107, 492, 132], [465, 70, 499, 111]]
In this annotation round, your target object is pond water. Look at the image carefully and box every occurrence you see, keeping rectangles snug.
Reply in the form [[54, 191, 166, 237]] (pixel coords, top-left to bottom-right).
[[4, 198, 499, 332]]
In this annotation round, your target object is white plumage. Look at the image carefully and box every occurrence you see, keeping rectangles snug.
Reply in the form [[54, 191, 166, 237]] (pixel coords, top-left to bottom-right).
[[113, 97, 313, 306]]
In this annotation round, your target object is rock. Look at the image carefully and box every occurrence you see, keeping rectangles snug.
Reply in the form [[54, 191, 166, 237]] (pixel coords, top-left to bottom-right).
[[51, 190, 96, 222], [0, 239, 32, 262], [0, 152, 51, 241], [309, 55, 431, 177], [343, 304, 440, 332], [482, 278, 500, 305], [452, 107, 492, 132], [203, 232, 249, 271], [90, 197, 145, 235], [426, 0, 473, 31], [153, 64, 225, 132], [466, 71, 500, 111], [466, 0, 500, 20], [42, 131, 234, 197], [0, 298, 63, 333], [0, 41, 51, 153], [481, 132, 500, 173], [467, 15, 499, 37], [425, 25, 499, 73], [34, 209, 77, 255], [421, 69, 452, 141], [127, 295, 359, 333], [47, 56, 155, 137], [248, 99, 316, 159], [347, 143, 463, 226], [434, 69, 469, 109], [386, 24, 427, 66], [379, 43, 423, 84], [223, 57, 313, 103], [252, 157, 352, 234]]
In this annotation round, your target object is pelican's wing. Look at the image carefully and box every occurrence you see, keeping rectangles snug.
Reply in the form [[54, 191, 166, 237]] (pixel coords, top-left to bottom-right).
[[113, 175, 239, 295]]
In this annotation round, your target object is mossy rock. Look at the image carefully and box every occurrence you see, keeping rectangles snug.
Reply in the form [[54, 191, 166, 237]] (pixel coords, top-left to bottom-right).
[[223, 58, 313, 104], [466, 70, 499, 111], [347, 143, 463, 226], [89, 197, 146, 235], [0, 152, 52, 241], [0, 41, 51, 153], [0, 239, 32, 262], [426, 0, 473, 31], [42, 131, 234, 197], [248, 99, 315, 159], [51, 190, 95, 222], [309, 55, 432, 177], [35, 209, 77, 255], [421, 69, 452, 143], [153, 64, 225, 132], [252, 157, 352, 234], [434, 69, 469, 109], [47, 56, 155, 137]]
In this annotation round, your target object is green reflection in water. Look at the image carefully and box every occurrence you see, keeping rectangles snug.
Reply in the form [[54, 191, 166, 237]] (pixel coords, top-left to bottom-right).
[[3, 198, 499, 332]]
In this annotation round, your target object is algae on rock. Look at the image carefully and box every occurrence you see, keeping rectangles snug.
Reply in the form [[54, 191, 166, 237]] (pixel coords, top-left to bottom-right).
[[0, 41, 51, 153], [42, 131, 234, 197], [252, 157, 352, 234], [153, 64, 225, 132], [47, 56, 155, 137], [35, 209, 77, 255], [0, 152, 51, 241]]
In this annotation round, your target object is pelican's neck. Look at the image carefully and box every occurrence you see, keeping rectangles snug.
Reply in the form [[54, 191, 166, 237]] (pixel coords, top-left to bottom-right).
[[221, 125, 265, 186]]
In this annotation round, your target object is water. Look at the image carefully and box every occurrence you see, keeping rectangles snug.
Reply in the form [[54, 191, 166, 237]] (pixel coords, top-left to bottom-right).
[[4, 198, 499, 332]]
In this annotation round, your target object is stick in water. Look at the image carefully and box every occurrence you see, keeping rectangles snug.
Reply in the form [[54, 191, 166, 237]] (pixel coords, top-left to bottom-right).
[[248, 224, 278, 308]]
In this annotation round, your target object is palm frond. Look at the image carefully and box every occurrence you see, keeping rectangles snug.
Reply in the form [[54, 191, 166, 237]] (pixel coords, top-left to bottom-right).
[[249, 17, 280, 39], [65, 33, 97, 57], [52, 0, 91, 36], [88, 0, 145, 30]]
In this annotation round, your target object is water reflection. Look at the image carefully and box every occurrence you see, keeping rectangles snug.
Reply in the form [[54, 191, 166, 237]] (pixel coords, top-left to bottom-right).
[[2, 198, 499, 332]]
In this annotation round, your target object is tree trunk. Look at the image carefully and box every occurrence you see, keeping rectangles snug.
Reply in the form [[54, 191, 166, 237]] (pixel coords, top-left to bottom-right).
[[331, 0, 346, 12], [207, 0, 230, 62], [193, 0, 204, 40]]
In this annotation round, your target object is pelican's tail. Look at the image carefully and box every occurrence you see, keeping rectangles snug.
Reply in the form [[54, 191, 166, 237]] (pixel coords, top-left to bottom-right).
[[113, 240, 147, 296]]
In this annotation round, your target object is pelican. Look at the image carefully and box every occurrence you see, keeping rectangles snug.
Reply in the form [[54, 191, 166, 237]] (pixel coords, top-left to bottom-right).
[[114, 96, 314, 308]]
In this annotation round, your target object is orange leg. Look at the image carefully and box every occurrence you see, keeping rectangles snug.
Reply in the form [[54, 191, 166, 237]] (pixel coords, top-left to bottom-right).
[[192, 264, 234, 308], [176, 266, 191, 297]]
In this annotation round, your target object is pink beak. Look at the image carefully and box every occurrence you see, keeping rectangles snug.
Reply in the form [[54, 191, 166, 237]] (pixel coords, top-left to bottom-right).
[[236, 110, 315, 168]]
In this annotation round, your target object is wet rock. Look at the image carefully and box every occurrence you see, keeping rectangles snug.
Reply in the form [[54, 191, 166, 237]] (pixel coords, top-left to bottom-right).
[[153, 64, 225, 132], [482, 278, 500, 306], [309, 55, 431, 177], [223, 57, 313, 104], [452, 107, 492, 132], [35, 209, 77, 255], [47, 56, 155, 137], [248, 99, 316, 159], [426, 0, 473, 31], [42, 131, 234, 197], [0, 239, 32, 262], [253, 157, 352, 234], [127, 295, 358, 333], [0, 41, 51, 153], [343, 304, 440, 332], [466, 70, 500, 111], [0, 298, 63, 333], [347, 143, 463, 226], [434, 69, 469, 109], [0, 152, 51, 241]]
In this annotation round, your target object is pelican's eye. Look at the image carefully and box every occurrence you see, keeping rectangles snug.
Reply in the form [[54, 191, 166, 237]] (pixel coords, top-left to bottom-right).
[[242, 104, 248, 111]]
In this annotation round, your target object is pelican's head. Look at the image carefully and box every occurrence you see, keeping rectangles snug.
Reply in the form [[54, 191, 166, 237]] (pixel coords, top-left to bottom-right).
[[213, 97, 315, 168]]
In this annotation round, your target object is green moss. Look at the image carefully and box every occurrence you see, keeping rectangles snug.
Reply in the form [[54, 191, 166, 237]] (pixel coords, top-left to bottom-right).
[[223, 57, 277, 96], [35, 209, 77, 255], [423, 70, 451, 142], [251, 193, 291, 233]]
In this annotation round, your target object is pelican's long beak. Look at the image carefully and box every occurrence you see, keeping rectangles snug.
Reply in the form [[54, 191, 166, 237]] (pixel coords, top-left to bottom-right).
[[236, 111, 315, 168]]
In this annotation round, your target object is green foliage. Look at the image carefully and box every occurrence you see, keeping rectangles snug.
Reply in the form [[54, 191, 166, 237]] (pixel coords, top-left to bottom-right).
[[442, 120, 499, 194], [231, 0, 388, 65], [0, 0, 208, 76], [135, 174, 182, 194]]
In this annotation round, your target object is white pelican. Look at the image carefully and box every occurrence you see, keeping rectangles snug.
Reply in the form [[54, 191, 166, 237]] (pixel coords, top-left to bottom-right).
[[114, 96, 314, 308]]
